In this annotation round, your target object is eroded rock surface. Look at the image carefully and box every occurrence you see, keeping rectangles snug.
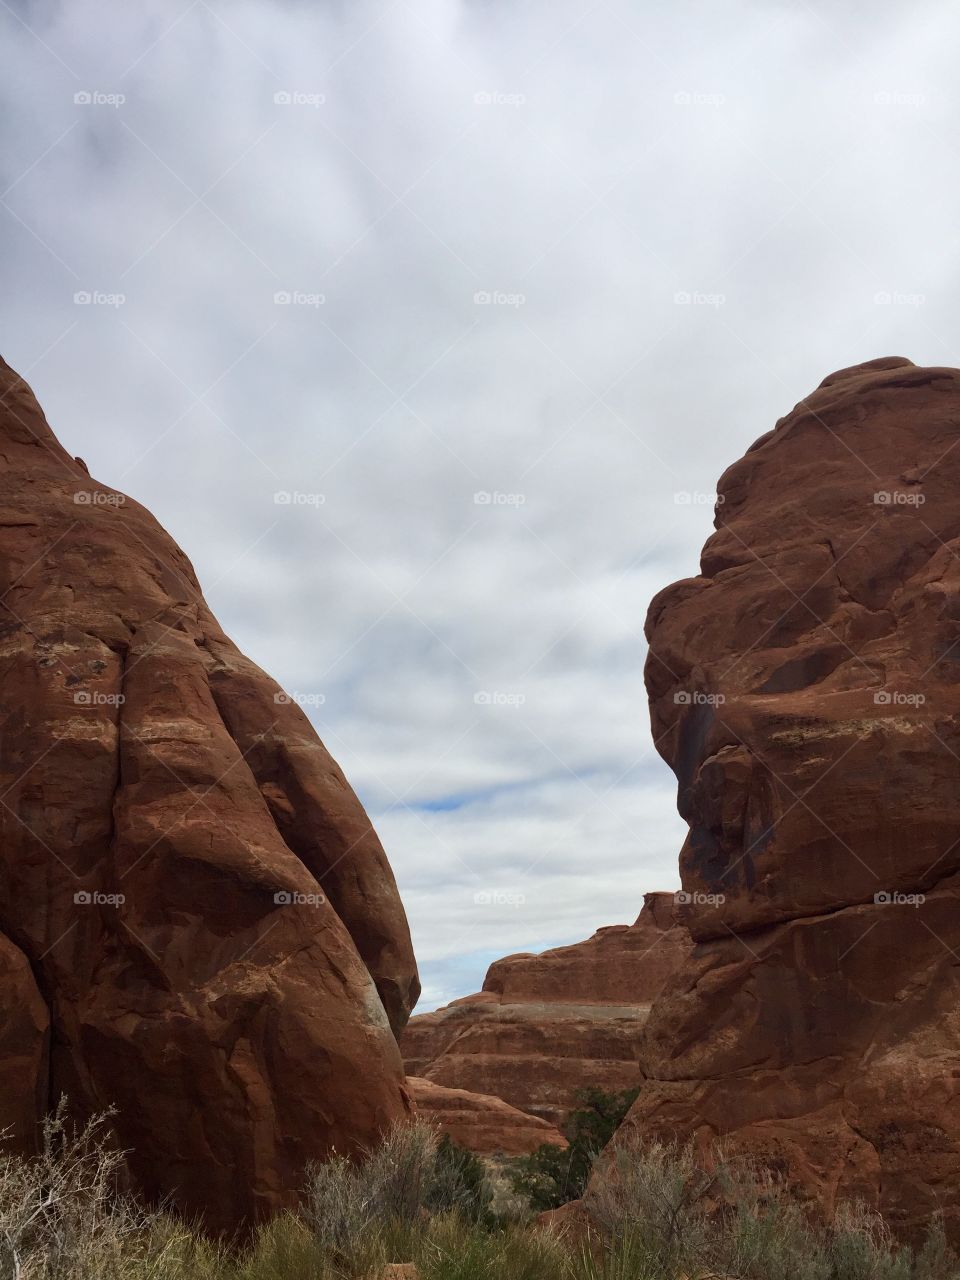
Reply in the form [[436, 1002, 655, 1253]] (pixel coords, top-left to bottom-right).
[[408, 1077, 566, 1156], [0, 356, 419, 1230], [403, 893, 691, 1127], [623, 357, 960, 1240]]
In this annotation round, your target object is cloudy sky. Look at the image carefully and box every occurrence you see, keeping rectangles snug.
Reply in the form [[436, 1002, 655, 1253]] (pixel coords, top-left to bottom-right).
[[2, 0, 958, 1009]]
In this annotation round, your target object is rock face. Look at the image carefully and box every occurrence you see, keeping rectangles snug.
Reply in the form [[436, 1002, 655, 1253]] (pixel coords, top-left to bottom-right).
[[408, 1077, 566, 1156], [624, 357, 960, 1240], [0, 357, 419, 1231], [403, 893, 691, 1127]]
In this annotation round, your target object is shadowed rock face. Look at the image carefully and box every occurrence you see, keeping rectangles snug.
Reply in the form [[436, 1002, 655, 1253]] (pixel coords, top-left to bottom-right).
[[403, 893, 692, 1127], [625, 357, 960, 1240], [0, 357, 419, 1231]]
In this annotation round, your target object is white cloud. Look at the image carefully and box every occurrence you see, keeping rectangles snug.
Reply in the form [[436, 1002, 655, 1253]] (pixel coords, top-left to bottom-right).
[[2, 0, 959, 1008]]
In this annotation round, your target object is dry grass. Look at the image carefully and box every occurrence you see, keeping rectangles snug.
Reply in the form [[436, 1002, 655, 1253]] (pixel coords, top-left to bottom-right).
[[0, 1108, 957, 1279]]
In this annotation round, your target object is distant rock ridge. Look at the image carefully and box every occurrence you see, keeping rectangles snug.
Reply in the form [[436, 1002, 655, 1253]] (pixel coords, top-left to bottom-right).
[[0, 356, 419, 1231], [621, 356, 960, 1242], [402, 893, 692, 1127], [407, 1077, 566, 1156]]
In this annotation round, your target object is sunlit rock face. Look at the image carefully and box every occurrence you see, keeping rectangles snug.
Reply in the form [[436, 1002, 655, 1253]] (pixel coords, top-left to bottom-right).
[[0, 356, 419, 1232], [623, 357, 960, 1240]]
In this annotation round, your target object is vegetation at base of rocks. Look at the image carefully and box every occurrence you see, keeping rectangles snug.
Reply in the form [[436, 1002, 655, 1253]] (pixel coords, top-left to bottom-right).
[[2, 1107, 959, 1279], [507, 1086, 640, 1211]]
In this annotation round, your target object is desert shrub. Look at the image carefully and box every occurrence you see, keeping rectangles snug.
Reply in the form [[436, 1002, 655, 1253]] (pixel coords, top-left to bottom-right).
[[581, 1134, 715, 1273], [1, 1102, 958, 1279], [580, 1133, 960, 1280], [426, 1135, 494, 1223], [0, 1100, 189, 1280], [301, 1119, 498, 1272], [508, 1087, 638, 1212]]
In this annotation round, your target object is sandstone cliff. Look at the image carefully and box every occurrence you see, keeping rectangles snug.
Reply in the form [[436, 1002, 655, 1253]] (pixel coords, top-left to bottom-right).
[[403, 892, 691, 1127], [0, 356, 419, 1231], [408, 1077, 566, 1157], [623, 356, 960, 1240]]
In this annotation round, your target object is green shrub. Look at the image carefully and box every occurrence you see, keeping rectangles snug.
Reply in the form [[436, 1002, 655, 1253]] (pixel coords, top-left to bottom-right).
[[508, 1087, 639, 1212], [427, 1134, 495, 1223]]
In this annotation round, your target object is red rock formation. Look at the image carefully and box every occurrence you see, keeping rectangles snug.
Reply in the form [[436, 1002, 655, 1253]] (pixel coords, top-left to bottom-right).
[[623, 357, 960, 1240], [0, 356, 419, 1230], [408, 1077, 566, 1156], [403, 893, 691, 1127]]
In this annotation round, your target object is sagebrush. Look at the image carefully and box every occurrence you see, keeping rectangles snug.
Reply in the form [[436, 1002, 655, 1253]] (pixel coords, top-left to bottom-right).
[[1, 1106, 958, 1279]]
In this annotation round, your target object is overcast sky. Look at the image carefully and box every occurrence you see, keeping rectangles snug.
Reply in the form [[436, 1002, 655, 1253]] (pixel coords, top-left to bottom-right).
[[2, 0, 958, 1010]]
